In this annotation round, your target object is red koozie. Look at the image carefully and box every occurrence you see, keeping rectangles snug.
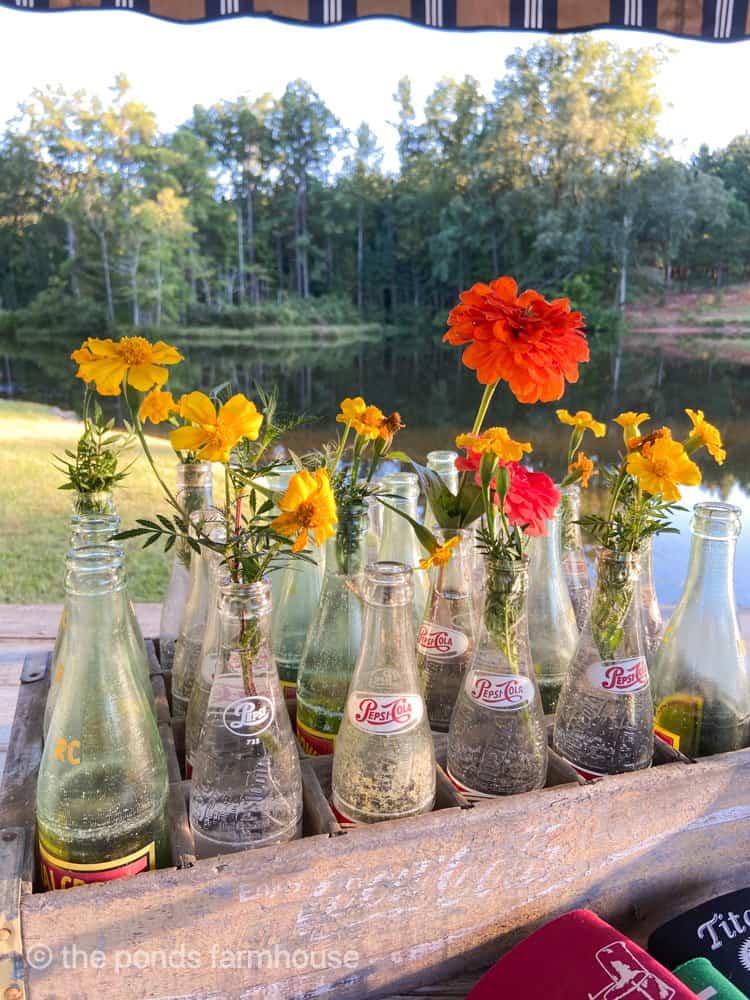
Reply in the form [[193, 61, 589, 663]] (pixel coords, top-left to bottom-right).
[[466, 910, 700, 999]]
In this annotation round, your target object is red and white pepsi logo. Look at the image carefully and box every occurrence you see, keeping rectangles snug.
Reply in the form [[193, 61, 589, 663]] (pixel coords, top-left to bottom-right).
[[587, 657, 649, 694], [417, 624, 469, 659], [349, 693, 424, 734], [468, 672, 535, 711]]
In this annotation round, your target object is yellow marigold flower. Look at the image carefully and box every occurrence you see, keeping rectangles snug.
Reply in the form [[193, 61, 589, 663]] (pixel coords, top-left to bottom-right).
[[169, 391, 263, 464], [626, 436, 701, 503], [71, 336, 183, 397], [455, 427, 533, 463], [614, 411, 650, 444], [419, 535, 460, 571], [567, 452, 596, 488], [271, 469, 338, 553], [138, 388, 177, 425], [356, 404, 386, 441], [685, 408, 726, 465], [556, 409, 606, 438], [336, 397, 367, 426]]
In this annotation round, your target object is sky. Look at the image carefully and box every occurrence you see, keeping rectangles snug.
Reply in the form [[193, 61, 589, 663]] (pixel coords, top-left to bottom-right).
[[1, 7, 749, 171]]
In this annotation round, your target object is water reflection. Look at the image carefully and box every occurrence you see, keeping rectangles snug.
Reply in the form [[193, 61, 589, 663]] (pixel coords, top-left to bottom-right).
[[2, 324, 749, 605]]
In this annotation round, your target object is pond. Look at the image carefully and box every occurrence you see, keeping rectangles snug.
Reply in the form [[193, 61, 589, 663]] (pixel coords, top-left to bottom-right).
[[2, 323, 749, 606]]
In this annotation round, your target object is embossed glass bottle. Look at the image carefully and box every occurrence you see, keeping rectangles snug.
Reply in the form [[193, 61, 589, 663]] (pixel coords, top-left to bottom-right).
[[190, 579, 302, 856], [159, 462, 214, 672], [528, 509, 578, 714], [447, 558, 548, 799], [554, 549, 653, 779], [37, 547, 170, 889], [559, 485, 591, 630], [416, 529, 476, 731], [170, 508, 225, 720], [424, 450, 459, 531], [296, 504, 368, 754], [378, 472, 429, 627], [332, 562, 436, 826], [652, 503, 750, 757], [271, 550, 324, 701], [640, 536, 664, 664]]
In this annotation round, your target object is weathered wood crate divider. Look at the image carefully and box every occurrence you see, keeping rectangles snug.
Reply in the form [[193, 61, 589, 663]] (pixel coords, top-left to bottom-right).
[[2, 642, 750, 1000]]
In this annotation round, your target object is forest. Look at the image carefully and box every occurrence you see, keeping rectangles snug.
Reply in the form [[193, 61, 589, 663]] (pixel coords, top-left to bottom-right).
[[2, 35, 750, 337]]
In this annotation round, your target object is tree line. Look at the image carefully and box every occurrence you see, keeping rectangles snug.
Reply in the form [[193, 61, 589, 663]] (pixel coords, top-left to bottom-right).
[[2, 35, 750, 332]]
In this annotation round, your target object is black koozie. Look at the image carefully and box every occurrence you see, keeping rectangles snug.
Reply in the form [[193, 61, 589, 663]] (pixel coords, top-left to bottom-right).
[[649, 889, 750, 991]]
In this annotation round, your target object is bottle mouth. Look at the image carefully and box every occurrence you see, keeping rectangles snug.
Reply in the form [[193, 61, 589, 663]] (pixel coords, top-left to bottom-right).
[[219, 577, 272, 613], [433, 527, 471, 544], [426, 450, 458, 474], [691, 501, 742, 540], [363, 560, 413, 605]]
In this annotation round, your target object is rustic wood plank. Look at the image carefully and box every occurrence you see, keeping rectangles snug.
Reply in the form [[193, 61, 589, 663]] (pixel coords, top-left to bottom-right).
[[20, 748, 750, 999], [0, 603, 160, 640]]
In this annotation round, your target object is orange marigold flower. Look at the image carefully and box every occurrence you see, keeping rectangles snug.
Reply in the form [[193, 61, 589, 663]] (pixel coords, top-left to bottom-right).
[[556, 409, 606, 438], [138, 388, 177, 425], [567, 452, 596, 488], [626, 436, 701, 503], [419, 535, 460, 571], [455, 427, 532, 463], [271, 469, 338, 553], [357, 404, 386, 441], [685, 409, 726, 465], [443, 276, 589, 403], [378, 411, 405, 448], [336, 397, 367, 426], [614, 411, 650, 444]]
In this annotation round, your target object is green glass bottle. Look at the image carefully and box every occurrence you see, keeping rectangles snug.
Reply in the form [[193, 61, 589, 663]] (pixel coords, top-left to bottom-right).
[[37, 547, 170, 890]]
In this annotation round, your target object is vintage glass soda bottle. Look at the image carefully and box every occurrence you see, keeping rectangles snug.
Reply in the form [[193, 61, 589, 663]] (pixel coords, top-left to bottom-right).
[[528, 509, 578, 713], [331, 562, 436, 825], [640, 536, 664, 663], [416, 528, 476, 731], [159, 462, 214, 672], [378, 472, 429, 627], [190, 579, 302, 856], [37, 547, 170, 889], [554, 549, 653, 779], [170, 508, 225, 720], [296, 504, 368, 754], [447, 558, 548, 798], [73, 491, 116, 516], [652, 502, 750, 757], [184, 556, 229, 777], [271, 550, 323, 702], [424, 450, 459, 531], [558, 485, 591, 630]]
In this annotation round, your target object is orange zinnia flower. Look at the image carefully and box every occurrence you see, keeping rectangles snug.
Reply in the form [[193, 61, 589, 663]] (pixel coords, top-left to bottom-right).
[[443, 276, 589, 403]]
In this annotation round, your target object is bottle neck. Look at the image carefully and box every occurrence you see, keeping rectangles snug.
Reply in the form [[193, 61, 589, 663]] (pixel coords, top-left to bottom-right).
[[176, 462, 214, 515], [326, 505, 369, 576], [218, 581, 273, 652], [73, 491, 115, 516], [682, 534, 737, 611], [559, 487, 583, 553], [430, 530, 473, 598], [379, 499, 420, 561], [355, 563, 419, 689]]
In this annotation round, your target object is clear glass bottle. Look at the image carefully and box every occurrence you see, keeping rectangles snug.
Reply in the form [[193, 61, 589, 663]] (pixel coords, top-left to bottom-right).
[[190, 579, 302, 857], [528, 509, 579, 714], [271, 552, 323, 702], [184, 557, 229, 778], [447, 558, 548, 799], [416, 528, 476, 731], [73, 491, 116, 516], [424, 450, 459, 531], [640, 536, 664, 664], [378, 472, 430, 628], [296, 504, 369, 755], [37, 547, 170, 889], [170, 508, 225, 721], [554, 549, 653, 779], [331, 562, 436, 825], [558, 485, 591, 630], [652, 502, 750, 757], [45, 535, 154, 737], [159, 462, 214, 672]]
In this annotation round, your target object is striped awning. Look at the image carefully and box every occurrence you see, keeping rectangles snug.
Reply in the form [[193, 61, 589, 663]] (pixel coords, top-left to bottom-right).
[[3, 0, 748, 40]]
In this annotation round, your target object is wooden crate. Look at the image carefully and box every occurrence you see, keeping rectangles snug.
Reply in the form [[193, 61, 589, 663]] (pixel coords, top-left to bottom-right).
[[2, 644, 750, 1000]]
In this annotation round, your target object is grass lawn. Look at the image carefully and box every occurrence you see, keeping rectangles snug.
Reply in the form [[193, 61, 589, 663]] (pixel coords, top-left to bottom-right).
[[0, 400, 204, 603]]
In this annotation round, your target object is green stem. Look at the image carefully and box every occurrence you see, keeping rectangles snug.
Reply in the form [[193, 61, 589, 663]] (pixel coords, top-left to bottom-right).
[[471, 381, 499, 436], [332, 423, 352, 473], [124, 383, 181, 513]]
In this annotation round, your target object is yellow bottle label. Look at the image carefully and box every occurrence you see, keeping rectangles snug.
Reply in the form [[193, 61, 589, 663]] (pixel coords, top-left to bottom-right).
[[296, 718, 335, 756], [39, 838, 156, 890], [655, 694, 704, 758], [654, 724, 681, 752]]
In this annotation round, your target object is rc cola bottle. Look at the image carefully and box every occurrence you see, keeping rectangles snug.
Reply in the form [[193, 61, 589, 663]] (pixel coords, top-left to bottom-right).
[[159, 462, 214, 671], [424, 450, 459, 531], [378, 472, 429, 628], [170, 508, 225, 720], [554, 549, 653, 779], [528, 508, 578, 713], [190, 579, 302, 856], [652, 502, 750, 756], [37, 547, 169, 889], [296, 504, 368, 754], [447, 558, 548, 798], [416, 528, 476, 731], [331, 562, 436, 825], [558, 485, 591, 630]]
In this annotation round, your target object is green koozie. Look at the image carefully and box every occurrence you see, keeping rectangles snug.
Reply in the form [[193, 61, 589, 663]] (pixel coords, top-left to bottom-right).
[[674, 958, 749, 999]]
